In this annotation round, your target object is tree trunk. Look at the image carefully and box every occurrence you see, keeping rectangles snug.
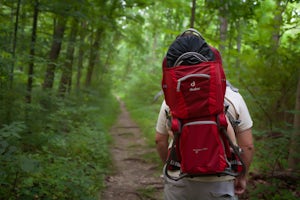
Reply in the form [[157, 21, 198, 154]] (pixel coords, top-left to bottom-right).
[[42, 17, 66, 90], [6, 0, 21, 124], [10, 0, 21, 89], [218, 1, 228, 53], [58, 19, 78, 97], [270, 1, 286, 128], [76, 21, 87, 91], [85, 28, 102, 87], [270, 0, 285, 51], [235, 19, 242, 80], [190, 0, 196, 28], [25, 0, 39, 104], [288, 76, 300, 171]]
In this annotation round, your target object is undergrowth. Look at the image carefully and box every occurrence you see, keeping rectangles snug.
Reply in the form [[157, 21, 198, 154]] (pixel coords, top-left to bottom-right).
[[0, 89, 120, 200], [247, 129, 300, 200]]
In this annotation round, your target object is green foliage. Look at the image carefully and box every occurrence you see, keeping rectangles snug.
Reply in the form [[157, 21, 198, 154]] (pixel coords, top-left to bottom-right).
[[249, 179, 299, 200], [240, 129, 299, 199], [0, 91, 119, 199], [252, 129, 291, 172]]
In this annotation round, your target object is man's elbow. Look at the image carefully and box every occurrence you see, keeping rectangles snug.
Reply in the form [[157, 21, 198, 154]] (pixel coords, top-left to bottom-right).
[[245, 144, 254, 151]]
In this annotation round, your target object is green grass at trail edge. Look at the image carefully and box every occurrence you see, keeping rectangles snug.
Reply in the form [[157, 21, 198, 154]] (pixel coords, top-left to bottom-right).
[[122, 94, 164, 168], [0, 91, 120, 200], [123, 98, 161, 147]]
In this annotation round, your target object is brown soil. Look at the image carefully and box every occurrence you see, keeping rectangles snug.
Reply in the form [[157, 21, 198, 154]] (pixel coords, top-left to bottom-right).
[[100, 100, 164, 200]]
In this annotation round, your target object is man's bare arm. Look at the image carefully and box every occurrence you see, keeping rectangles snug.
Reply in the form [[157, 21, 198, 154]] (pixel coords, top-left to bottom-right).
[[155, 132, 169, 163], [235, 128, 254, 195], [237, 128, 254, 174]]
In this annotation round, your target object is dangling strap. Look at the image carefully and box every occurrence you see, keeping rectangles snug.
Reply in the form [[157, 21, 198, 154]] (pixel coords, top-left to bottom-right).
[[164, 133, 189, 181], [219, 127, 246, 176], [164, 118, 189, 181]]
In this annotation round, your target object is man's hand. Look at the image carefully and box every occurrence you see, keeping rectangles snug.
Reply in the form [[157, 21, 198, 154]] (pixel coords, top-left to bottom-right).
[[234, 176, 247, 195]]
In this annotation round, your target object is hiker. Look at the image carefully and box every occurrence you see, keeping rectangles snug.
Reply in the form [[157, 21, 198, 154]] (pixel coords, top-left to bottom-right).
[[155, 29, 254, 200]]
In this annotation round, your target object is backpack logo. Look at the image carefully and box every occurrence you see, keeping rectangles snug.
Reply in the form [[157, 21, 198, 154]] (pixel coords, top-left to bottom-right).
[[189, 81, 200, 92], [191, 81, 195, 87]]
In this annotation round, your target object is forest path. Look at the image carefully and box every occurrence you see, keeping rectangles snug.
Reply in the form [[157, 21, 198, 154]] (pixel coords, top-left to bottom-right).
[[100, 100, 164, 200]]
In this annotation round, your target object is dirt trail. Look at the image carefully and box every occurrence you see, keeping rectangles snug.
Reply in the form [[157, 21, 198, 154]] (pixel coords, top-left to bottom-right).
[[100, 100, 164, 200]]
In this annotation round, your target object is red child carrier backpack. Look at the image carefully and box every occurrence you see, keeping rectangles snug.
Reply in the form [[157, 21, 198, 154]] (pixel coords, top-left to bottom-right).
[[162, 28, 245, 181]]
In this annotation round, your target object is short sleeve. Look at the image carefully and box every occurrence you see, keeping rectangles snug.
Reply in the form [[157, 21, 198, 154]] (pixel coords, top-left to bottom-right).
[[155, 100, 169, 135], [225, 87, 253, 133]]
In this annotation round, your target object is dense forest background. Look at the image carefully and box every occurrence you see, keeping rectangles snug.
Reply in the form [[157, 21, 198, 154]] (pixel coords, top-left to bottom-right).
[[0, 0, 299, 199]]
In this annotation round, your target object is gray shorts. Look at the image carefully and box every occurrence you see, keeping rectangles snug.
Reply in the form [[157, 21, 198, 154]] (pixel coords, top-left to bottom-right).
[[164, 175, 238, 200]]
